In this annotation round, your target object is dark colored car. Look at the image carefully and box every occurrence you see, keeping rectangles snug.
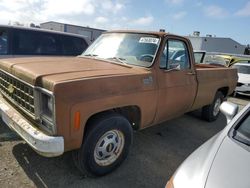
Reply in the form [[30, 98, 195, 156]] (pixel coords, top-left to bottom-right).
[[0, 25, 89, 58]]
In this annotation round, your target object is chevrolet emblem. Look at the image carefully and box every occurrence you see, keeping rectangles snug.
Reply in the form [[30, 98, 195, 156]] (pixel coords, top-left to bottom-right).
[[7, 84, 14, 94]]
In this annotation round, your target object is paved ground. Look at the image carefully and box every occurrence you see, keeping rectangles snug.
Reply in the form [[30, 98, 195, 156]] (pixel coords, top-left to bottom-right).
[[0, 96, 249, 188]]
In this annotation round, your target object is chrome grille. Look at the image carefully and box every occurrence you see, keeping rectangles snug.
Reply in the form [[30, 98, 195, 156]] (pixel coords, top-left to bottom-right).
[[0, 71, 35, 116]]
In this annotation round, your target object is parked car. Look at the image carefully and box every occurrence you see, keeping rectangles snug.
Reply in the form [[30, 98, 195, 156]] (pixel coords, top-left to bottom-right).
[[218, 54, 250, 67], [231, 63, 250, 96], [0, 25, 89, 58], [194, 51, 228, 67], [166, 101, 250, 188], [0, 30, 237, 176], [194, 51, 250, 67]]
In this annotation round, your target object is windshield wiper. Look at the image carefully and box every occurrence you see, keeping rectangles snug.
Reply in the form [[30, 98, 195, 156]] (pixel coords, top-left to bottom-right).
[[106, 57, 127, 65], [83, 54, 98, 57]]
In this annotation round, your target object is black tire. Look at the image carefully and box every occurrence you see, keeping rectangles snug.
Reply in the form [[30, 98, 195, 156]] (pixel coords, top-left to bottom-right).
[[233, 91, 238, 98], [73, 113, 133, 176], [202, 91, 224, 122]]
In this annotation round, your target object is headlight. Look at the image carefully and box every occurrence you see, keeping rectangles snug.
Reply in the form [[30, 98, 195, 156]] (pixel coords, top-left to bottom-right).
[[41, 93, 53, 118], [35, 87, 56, 135]]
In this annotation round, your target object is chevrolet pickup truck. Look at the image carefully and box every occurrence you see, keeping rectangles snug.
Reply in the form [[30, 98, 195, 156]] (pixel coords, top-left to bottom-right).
[[0, 31, 237, 176]]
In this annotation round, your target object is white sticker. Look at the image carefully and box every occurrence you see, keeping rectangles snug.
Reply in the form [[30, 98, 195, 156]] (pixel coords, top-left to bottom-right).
[[139, 37, 159, 44]]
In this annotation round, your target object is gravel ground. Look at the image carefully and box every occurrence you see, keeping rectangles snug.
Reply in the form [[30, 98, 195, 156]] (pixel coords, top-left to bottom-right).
[[0, 96, 249, 188]]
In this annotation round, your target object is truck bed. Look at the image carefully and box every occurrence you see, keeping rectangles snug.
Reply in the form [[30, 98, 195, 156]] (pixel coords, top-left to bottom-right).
[[191, 64, 238, 110]]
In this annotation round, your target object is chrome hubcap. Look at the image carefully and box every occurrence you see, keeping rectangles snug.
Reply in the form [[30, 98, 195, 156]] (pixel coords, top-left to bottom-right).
[[94, 130, 124, 166], [213, 98, 221, 116]]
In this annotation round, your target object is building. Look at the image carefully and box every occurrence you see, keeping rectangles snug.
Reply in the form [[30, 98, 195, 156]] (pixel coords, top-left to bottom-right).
[[187, 31, 245, 54], [40, 21, 106, 42]]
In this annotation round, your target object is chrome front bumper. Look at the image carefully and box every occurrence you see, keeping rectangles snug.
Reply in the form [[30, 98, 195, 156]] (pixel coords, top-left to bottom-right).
[[0, 95, 64, 157]]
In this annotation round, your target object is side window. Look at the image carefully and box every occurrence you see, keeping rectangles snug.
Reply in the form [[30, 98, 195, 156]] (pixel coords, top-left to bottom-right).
[[13, 30, 61, 55], [160, 39, 190, 70], [38, 33, 60, 55], [61, 36, 88, 55], [0, 28, 8, 55]]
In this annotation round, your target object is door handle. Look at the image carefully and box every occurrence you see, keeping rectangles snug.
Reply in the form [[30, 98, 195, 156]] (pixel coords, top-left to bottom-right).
[[187, 72, 196, 75]]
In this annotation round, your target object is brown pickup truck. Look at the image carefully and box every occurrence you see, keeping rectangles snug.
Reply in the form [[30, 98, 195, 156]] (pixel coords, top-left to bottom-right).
[[0, 30, 237, 176]]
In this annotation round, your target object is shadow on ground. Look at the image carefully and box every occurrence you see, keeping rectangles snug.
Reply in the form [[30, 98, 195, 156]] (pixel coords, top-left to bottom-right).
[[0, 119, 20, 142], [12, 114, 227, 188]]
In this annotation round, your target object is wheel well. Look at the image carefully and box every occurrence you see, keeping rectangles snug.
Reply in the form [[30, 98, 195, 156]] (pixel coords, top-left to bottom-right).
[[217, 87, 229, 97], [84, 106, 141, 137]]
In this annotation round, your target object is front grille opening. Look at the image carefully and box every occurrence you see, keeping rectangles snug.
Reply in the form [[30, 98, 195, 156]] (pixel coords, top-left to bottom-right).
[[0, 71, 35, 117]]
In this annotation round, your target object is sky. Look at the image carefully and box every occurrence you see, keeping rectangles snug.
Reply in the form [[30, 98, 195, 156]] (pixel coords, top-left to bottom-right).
[[0, 0, 250, 45]]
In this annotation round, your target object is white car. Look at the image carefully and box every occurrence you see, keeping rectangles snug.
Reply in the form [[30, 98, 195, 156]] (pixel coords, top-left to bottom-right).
[[232, 63, 250, 96], [166, 101, 250, 188]]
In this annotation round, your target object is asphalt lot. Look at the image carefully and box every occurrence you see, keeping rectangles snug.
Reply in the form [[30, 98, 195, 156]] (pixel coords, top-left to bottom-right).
[[0, 96, 249, 188]]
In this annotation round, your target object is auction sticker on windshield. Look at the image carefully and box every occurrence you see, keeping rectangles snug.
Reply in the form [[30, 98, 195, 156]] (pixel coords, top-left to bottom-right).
[[139, 37, 159, 44]]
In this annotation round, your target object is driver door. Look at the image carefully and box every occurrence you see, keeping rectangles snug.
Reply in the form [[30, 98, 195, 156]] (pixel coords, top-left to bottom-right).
[[155, 37, 198, 122]]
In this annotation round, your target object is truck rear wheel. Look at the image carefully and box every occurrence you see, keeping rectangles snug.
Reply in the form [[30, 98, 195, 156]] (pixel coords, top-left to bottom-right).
[[73, 113, 133, 176], [202, 91, 224, 122]]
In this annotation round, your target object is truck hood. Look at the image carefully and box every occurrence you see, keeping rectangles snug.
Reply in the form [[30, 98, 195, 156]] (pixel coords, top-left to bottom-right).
[[0, 57, 147, 91]]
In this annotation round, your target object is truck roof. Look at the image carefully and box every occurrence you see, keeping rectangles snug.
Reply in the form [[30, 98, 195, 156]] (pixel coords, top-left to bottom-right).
[[105, 30, 184, 38]]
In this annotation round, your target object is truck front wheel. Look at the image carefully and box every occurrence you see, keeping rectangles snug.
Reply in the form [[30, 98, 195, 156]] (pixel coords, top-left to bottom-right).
[[202, 91, 224, 122], [73, 113, 133, 176]]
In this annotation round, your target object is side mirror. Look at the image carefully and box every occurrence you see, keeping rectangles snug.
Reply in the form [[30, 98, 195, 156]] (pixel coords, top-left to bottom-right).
[[220, 102, 239, 124], [168, 61, 181, 71], [169, 63, 180, 70]]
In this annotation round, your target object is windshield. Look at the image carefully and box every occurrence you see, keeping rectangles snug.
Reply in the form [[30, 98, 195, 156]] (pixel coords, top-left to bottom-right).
[[232, 65, 250, 74], [234, 112, 250, 146], [82, 33, 160, 67]]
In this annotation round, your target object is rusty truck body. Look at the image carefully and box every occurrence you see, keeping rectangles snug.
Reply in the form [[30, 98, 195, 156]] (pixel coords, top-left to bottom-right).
[[0, 30, 237, 176]]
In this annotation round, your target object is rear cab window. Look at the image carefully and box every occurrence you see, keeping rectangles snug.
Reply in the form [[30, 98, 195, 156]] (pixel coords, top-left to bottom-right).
[[0, 28, 8, 55], [203, 55, 228, 66], [194, 52, 205, 64]]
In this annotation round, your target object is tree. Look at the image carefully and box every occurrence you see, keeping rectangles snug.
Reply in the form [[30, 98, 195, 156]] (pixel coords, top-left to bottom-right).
[[244, 44, 250, 55], [30, 23, 36, 27], [13, 21, 24, 26]]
